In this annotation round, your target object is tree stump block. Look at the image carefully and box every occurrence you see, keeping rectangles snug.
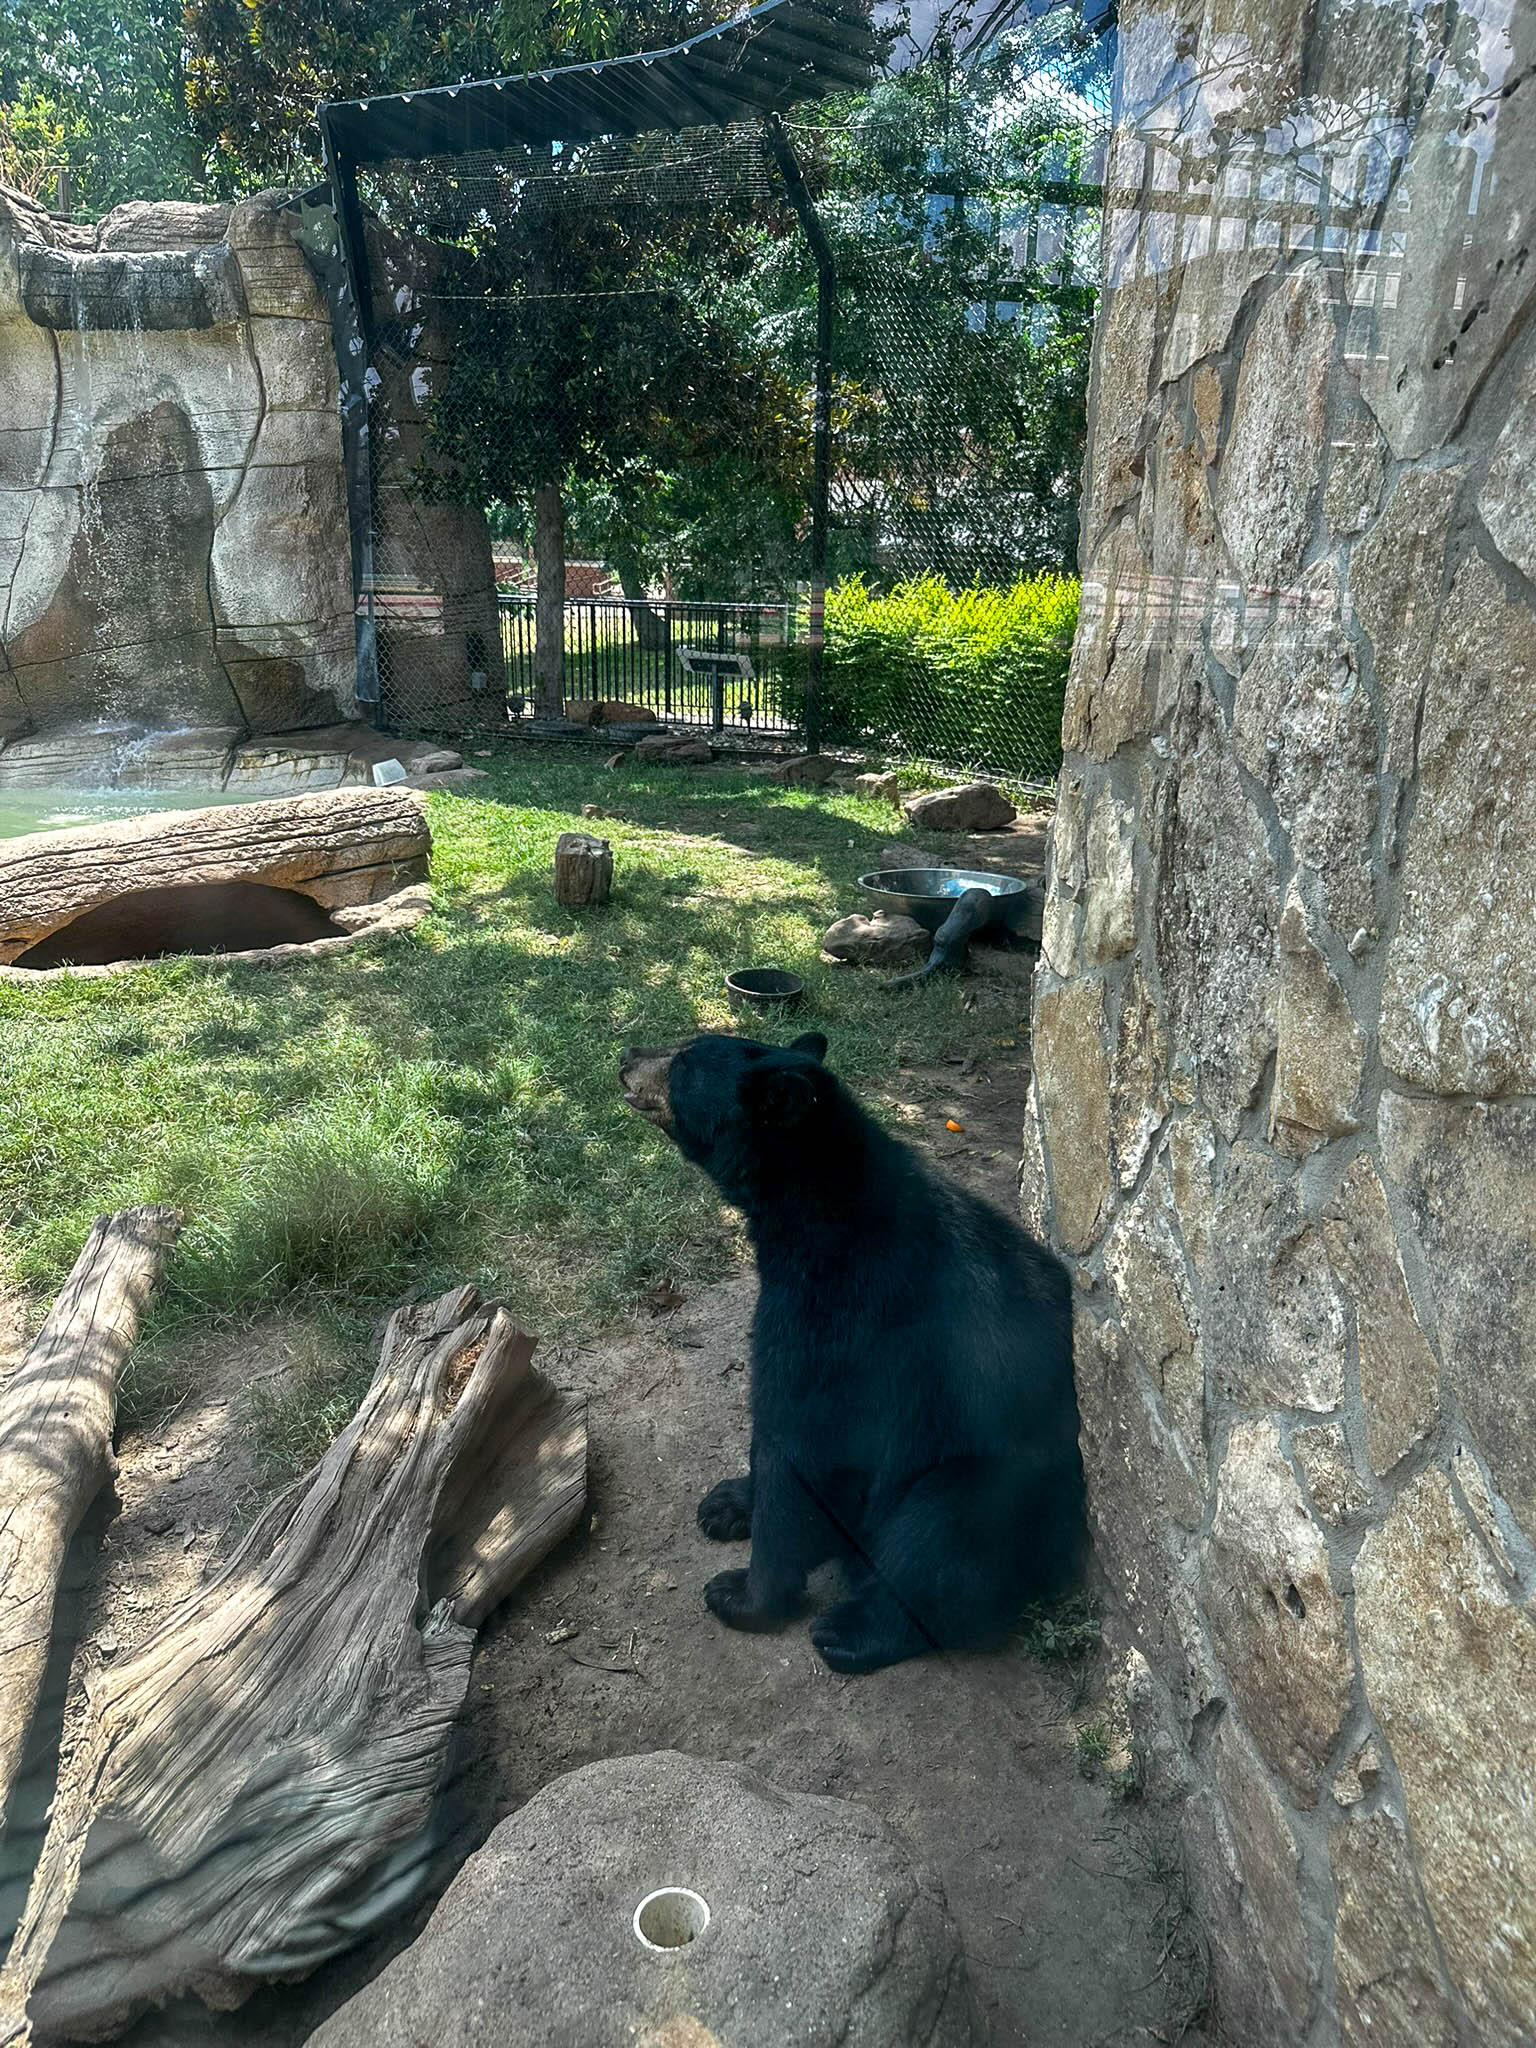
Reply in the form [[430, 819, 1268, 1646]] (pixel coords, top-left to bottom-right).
[[0, 1286, 586, 2043], [554, 832, 613, 907]]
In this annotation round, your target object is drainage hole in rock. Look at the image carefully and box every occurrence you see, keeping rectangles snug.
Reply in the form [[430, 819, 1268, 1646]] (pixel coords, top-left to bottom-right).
[[633, 1887, 710, 1951]]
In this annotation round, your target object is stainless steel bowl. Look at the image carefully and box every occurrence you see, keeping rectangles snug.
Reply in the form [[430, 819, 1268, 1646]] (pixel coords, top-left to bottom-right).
[[856, 867, 1029, 934]]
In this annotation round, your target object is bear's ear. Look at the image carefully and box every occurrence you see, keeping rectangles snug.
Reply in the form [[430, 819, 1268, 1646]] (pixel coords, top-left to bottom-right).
[[745, 1062, 818, 1127], [789, 1031, 828, 1064]]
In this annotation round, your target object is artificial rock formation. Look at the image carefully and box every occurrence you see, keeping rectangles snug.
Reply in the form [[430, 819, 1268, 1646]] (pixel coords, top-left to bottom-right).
[[362, 223, 506, 727], [0, 787, 431, 968], [0, 182, 514, 775], [1026, 2, 1536, 2041], [307, 1751, 976, 2048], [0, 185, 354, 771]]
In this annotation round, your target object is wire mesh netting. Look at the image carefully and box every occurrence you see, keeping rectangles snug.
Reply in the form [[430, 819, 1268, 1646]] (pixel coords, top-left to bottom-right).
[[353, 10, 1111, 784]]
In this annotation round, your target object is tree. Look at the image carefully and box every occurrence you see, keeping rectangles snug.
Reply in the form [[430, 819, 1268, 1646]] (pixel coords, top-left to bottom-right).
[[180, 0, 775, 710], [483, 12, 1108, 610], [181, 0, 725, 193], [774, 14, 1107, 585], [0, 0, 202, 214], [412, 131, 800, 710]]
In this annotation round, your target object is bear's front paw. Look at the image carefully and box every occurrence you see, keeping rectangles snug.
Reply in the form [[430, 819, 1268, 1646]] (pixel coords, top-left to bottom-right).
[[703, 1568, 792, 1633], [697, 1475, 752, 1541]]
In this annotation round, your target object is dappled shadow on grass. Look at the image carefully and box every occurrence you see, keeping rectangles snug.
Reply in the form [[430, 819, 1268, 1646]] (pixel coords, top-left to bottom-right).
[[0, 760, 1004, 1370]]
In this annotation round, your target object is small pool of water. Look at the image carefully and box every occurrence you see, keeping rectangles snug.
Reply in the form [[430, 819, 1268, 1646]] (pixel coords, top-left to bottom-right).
[[0, 788, 249, 841]]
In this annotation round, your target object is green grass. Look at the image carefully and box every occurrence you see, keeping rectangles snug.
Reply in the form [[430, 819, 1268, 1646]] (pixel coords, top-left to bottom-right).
[[1075, 1721, 1112, 1778], [0, 753, 987, 1426], [1014, 1592, 1102, 1663], [239, 1316, 379, 1484]]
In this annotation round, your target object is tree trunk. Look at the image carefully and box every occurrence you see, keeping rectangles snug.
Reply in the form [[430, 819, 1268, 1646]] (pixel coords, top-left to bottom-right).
[[553, 832, 613, 907], [0, 1286, 586, 2044], [0, 1208, 180, 1834], [533, 482, 567, 719], [0, 789, 430, 966], [616, 564, 671, 654]]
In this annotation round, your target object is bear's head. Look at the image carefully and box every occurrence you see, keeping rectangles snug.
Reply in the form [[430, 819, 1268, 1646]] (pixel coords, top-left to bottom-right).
[[620, 1031, 833, 1203]]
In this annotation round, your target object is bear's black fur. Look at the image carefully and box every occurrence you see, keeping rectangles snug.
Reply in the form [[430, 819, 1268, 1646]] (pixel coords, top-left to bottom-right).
[[620, 1029, 1085, 1674]]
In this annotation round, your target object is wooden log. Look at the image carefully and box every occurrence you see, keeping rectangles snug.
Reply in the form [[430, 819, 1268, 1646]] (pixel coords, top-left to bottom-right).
[[0, 1287, 586, 2044], [0, 790, 431, 965], [553, 831, 613, 907], [0, 1208, 180, 1837]]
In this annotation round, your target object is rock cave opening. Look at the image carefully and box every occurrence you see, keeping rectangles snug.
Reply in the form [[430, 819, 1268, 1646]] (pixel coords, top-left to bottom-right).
[[12, 882, 345, 969]]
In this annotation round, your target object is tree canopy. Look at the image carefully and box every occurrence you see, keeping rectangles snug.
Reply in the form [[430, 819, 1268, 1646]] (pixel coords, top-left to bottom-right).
[[0, 0, 1107, 607], [533, 16, 1109, 596], [0, 0, 201, 212], [181, 0, 727, 191]]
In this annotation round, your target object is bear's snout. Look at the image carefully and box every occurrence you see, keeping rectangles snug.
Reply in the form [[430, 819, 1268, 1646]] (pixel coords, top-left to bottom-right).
[[620, 1046, 677, 1129]]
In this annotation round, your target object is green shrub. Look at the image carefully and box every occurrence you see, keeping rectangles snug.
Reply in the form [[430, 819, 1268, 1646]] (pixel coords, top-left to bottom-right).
[[780, 572, 1078, 782]]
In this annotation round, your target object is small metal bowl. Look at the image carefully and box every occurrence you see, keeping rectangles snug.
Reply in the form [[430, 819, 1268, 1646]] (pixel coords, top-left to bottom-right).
[[725, 967, 804, 1013]]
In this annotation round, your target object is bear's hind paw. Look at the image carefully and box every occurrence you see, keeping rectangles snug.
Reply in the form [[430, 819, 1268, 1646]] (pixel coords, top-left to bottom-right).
[[811, 1599, 925, 1674]]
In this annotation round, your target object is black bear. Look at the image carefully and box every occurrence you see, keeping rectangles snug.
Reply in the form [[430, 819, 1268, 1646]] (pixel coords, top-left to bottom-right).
[[619, 1030, 1085, 1673]]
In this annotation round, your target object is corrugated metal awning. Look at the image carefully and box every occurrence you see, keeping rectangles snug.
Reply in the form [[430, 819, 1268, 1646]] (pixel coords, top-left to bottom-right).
[[320, 0, 877, 166]]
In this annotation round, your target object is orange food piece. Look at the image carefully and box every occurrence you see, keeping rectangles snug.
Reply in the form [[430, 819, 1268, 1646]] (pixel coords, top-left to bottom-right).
[[945, 1119, 965, 1133]]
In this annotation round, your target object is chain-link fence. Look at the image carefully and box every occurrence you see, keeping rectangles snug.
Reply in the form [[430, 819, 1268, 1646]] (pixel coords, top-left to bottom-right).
[[349, 8, 1111, 784]]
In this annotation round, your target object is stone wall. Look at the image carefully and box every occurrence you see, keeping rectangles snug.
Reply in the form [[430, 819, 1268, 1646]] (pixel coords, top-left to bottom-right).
[[0, 184, 357, 782], [1024, 1, 1536, 2041]]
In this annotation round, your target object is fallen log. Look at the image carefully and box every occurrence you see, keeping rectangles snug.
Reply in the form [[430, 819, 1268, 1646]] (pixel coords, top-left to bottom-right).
[[0, 1208, 181, 1835], [0, 789, 430, 966], [0, 1286, 586, 2044]]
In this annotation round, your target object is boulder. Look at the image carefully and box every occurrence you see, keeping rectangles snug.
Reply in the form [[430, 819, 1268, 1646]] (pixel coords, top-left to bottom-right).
[[773, 752, 840, 785], [306, 1751, 976, 2048], [854, 770, 902, 804], [903, 782, 1016, 831], [566, 700, 657, 728], [634, 734, 714, 764], [821, 912, 932, 967], [403, 766, 489, 794]]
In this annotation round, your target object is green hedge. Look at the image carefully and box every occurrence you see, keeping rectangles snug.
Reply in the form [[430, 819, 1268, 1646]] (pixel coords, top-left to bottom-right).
[[780, 573, 1078, 783]]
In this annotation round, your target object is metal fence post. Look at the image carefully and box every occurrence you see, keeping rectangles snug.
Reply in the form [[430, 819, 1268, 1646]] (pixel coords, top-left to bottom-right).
[[766, 113, 834, 756]]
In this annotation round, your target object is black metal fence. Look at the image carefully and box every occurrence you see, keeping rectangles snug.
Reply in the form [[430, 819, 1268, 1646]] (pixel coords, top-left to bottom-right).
[[498, 597, 798, 734]]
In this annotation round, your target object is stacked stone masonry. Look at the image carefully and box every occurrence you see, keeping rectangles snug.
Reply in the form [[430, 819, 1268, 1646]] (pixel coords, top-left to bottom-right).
[[1026, 2, 1536, 2042]]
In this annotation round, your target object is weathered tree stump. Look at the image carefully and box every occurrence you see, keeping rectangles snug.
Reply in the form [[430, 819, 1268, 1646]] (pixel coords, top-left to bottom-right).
[[0, 1209, 180, 1834], [0, 1287, 586, 2043], [553, 831, 613, 907], [0, 789, 430, 966]]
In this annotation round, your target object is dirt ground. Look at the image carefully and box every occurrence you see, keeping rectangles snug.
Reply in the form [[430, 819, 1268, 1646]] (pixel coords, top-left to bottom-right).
[[1, 813, 1212, 2048]]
